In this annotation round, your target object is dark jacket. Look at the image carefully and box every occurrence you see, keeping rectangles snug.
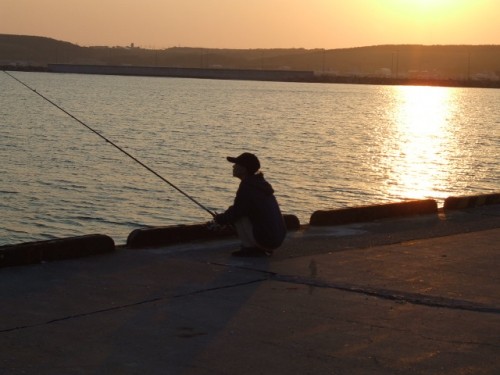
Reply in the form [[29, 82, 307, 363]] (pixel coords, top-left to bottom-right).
[[215, 173, 286, 249]]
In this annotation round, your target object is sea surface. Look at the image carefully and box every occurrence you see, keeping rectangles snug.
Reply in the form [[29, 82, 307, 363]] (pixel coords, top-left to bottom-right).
[[1, 71, 499, 246]]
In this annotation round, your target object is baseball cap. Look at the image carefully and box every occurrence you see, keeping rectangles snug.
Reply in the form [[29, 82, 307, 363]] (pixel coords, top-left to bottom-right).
[[226, 152, 260, 174]]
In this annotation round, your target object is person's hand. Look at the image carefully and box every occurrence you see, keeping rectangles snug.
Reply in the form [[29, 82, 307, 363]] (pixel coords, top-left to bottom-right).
[[205, 220, 224, 232]]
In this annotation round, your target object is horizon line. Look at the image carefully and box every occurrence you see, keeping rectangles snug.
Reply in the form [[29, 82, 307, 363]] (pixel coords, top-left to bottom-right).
[[2, 33, 499, 51]]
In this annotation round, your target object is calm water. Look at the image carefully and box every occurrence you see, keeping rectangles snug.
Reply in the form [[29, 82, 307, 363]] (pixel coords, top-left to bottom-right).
[[1, 72, 499, 245]]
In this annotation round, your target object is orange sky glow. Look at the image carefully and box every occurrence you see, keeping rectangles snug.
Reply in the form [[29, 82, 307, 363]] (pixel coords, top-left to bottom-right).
[[1, 0, 499, 49]]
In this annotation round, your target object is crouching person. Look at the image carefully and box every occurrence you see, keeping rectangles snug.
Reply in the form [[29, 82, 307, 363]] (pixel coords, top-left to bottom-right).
[[215, 152, 286, 257]]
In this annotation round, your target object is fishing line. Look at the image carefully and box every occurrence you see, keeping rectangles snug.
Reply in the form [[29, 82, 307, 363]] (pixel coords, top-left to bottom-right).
[[3, 70, 216, 217]]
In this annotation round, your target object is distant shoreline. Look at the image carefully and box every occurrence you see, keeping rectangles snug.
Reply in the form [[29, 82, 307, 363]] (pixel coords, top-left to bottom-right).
[[2, 64, 499, 89]]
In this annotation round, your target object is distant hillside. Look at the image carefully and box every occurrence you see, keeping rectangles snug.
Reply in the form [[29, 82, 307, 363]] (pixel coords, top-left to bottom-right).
[[1, 34, 499, 81]]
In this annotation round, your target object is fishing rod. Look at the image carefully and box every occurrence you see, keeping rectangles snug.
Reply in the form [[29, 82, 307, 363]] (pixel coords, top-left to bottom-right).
[[3, 70, 216, 218]]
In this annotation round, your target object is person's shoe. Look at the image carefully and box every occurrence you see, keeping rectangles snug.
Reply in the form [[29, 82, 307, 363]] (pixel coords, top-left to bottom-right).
[[231, 247, 271, 257]]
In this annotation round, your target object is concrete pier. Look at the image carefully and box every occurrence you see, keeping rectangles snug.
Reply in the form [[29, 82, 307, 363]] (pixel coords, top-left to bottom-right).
[[0, 205, 499, 374]]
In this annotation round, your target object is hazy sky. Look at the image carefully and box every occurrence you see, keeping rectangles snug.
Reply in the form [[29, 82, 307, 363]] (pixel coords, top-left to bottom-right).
[[2, 0, 499, 49]]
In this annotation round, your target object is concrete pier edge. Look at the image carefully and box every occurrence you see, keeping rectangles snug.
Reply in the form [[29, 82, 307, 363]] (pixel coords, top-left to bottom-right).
[[310, 199, 439, 226], [126, 214, 301, 249], [444, 193, 500, 210], [0, 234, 115, 268], [1, 193, 498, 266]]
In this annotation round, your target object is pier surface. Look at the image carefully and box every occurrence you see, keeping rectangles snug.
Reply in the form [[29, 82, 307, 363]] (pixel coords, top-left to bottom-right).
[[1, 205, 499, 374]]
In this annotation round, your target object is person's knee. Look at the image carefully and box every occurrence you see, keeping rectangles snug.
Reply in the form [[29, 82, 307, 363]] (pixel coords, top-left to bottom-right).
[[234, 217, 259, 248]]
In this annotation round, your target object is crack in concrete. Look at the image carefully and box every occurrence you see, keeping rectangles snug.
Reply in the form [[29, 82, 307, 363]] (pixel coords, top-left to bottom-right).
[[209, 261, 500, 315], [0, 278, 265, 334], [272, 273, 500, 315]]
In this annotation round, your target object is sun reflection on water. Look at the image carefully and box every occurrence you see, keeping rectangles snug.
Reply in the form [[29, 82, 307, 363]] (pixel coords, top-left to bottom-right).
[[384, 86, 456, 201]]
